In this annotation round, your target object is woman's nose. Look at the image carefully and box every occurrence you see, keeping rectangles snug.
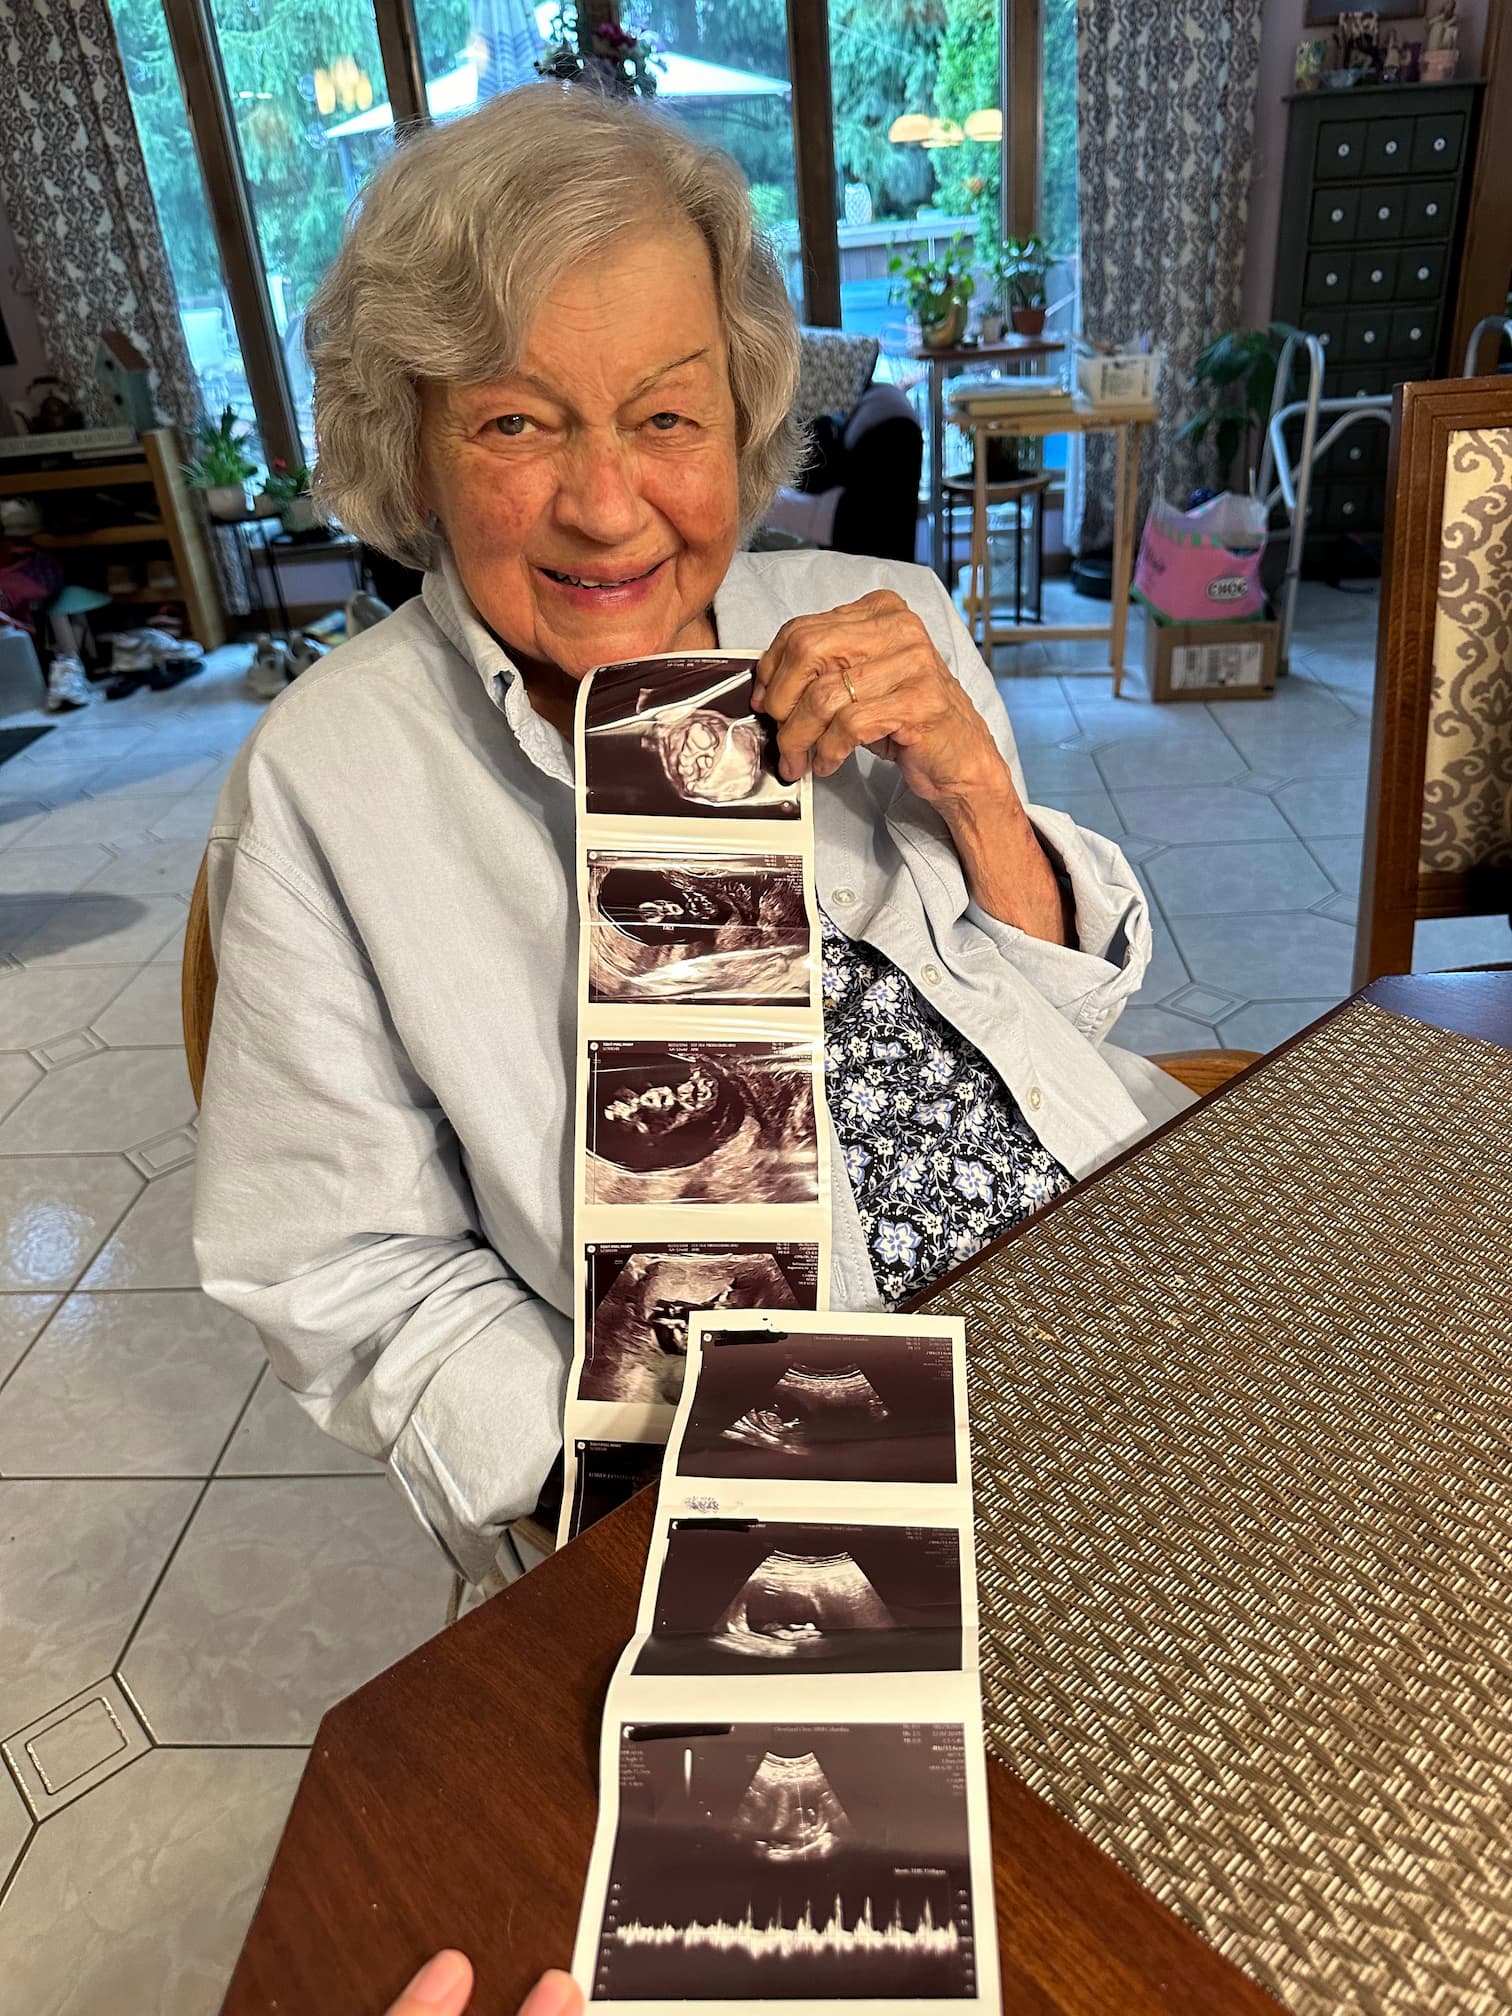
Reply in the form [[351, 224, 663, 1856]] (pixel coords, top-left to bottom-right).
[[553, 433, 649, 544]]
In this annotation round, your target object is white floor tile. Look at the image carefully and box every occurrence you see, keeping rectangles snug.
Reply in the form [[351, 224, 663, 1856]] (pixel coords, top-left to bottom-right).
[[0, 1294, 58, 1383], [0, 967, 136, 1051], [122, 1476, 446, 1744], [78, 1165, 199, 1288], [218, 1366, 381, 1477], [0, 1047, 194, 1155], [5, 894, 187, 971], [0, 1157, 144, 1292], [0, 1745, 303, 2016], [0, 1288, 261, 1477], [0, 1476, 198, 1737]]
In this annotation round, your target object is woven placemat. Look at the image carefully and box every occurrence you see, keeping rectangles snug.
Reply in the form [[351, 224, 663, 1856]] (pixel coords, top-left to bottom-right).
[[918, 999, 1512, 2013]]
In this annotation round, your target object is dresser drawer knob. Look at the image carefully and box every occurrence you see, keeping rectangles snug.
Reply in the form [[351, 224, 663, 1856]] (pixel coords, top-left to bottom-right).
[[1363, 330, 1376, 344], [1371, 268, 1384, 283], [1385, 140, 1398, 155], [1378, 205, 1391, 220], [1433, 136, 1446, 151], [1426, 202, 1439, 217], [1417, 265, 1430, 280], [1331, 206, 1345, 223]]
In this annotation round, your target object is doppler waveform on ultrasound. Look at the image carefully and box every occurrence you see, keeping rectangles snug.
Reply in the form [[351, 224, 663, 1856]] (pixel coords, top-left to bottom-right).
[[592, 1722, 978, 2000]]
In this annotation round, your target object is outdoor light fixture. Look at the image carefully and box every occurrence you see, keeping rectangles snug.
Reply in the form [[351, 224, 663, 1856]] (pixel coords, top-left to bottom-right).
[[963, 108, 1002, 142], [887, 112, 933, 144], [920, 118, 964, 149]]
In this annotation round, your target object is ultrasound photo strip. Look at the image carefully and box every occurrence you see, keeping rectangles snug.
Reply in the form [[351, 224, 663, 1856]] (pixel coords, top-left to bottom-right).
[[559, 654, 833, 1547], [568, 1309, 1001, 2012]]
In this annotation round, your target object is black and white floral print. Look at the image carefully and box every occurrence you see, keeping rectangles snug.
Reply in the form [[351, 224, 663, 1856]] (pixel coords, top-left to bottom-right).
[[822, 916, 1072, 1307]]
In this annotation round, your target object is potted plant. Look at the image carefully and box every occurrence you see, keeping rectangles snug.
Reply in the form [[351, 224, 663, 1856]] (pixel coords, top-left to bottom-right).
[[1001, 235, 1055, 336], [185, 406, 256, 520], [889, 237, 975, 350], [260, 459, 319, 535], [1176, 323, 1299, 492]]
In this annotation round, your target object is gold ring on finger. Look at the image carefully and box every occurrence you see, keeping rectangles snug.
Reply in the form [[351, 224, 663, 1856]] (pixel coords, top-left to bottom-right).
[[841, 668, 859, 705]]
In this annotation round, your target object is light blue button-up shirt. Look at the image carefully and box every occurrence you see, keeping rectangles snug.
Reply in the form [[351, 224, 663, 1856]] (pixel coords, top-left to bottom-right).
[[194, 548, 1187, 1578]]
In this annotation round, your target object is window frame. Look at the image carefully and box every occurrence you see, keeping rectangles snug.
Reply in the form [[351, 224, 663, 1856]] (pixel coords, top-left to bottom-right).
[[159, 3, 1047, 447]]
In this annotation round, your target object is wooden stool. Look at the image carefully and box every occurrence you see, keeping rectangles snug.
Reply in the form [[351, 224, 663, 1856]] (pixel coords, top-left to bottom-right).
[[947, 468, 1051, 650]]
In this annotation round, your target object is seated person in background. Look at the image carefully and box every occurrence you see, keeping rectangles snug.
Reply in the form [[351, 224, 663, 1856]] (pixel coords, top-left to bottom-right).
[[194, 85, 1186, 1587]]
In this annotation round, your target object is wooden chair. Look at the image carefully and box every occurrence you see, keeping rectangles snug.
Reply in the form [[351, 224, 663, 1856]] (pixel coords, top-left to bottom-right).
[[181, 856, 1258, 1588], [1356, 375, 1512, 986]]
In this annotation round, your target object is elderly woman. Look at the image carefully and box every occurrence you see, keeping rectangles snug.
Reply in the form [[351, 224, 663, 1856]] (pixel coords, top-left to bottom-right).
[[194, 85, 1184, 1584]]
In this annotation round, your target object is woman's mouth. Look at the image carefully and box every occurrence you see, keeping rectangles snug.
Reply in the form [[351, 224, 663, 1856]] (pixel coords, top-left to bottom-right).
[[538, 558, 666, 599]]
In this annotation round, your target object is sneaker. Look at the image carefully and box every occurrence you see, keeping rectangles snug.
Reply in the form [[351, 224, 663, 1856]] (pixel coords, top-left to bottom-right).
[[45, 653, 93, 712], [109, 631, 156, 676], [286, 631, 330, 677], [134, 627, 205, 668], [248, 634, 291, 699]]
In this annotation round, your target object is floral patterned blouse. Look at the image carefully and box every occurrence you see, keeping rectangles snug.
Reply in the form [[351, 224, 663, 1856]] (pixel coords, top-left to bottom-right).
[[822, 915, 1072, 1307]]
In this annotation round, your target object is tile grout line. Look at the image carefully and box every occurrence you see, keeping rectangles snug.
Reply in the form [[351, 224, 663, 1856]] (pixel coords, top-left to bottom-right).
[[109, 1362, 268, 1681]]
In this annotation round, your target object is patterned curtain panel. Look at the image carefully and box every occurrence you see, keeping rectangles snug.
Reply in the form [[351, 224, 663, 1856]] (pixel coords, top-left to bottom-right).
[[1070, 0, 1265, 552], [0, 0, 200, 430], [1421, 428, 1512, 878]]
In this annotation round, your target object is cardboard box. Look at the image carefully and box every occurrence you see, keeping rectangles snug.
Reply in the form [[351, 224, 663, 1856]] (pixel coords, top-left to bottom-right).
[[1145, 613, 1277, 702]]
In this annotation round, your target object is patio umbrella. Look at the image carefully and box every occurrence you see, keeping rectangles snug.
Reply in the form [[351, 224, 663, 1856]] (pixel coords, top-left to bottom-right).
[[471, 0, 543, 99]]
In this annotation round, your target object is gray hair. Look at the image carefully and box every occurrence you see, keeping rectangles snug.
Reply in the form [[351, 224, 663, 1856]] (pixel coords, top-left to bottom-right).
[[307, 84, 802, 567]]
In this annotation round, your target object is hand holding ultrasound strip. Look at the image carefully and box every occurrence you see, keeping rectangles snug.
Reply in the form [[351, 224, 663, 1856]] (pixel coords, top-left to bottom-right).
[[561, 656, 832, 1545], [570, 1310, 1001, 2012]]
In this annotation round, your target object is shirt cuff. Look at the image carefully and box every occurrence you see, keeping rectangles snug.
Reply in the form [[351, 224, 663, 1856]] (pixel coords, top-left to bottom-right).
[[965, 803, 1152, 1040]]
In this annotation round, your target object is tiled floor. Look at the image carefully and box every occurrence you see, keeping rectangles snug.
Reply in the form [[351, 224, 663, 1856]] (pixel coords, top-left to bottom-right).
[[1, 578, 1508, 2011]]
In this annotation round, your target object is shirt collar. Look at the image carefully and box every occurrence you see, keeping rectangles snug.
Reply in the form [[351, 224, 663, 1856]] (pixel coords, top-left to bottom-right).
[[421, 549, 781, 788]]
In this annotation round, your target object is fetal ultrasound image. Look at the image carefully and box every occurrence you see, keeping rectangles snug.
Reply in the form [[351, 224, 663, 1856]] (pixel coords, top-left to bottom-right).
[[677, 1330, 959, 1485], [592, 1722, 980, 2001], [584, 1039, 819, 1207], [582, 657, 801, 820], [568, 1438, 666, 1537], [586, 851, 811, 1007], [634, 1520, 963, 1676], [580, 1244, 820, 1407]]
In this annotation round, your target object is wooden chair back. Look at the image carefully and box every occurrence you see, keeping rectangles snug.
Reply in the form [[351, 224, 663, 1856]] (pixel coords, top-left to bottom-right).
[[1357, 376, 1512, 985], [183, 854, 217, 1105]]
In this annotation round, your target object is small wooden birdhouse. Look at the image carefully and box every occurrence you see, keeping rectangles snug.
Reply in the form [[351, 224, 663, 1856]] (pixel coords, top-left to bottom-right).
[[96, 331, 158, 433]]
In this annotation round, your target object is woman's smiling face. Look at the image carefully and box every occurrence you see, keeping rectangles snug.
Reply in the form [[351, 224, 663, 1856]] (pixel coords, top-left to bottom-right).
[[418, 221, 741, 687]]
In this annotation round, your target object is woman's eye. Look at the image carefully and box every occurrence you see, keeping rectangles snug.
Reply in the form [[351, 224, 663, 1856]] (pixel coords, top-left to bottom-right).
[[646, 411, 684, 432], [490, 414, 532, 438]]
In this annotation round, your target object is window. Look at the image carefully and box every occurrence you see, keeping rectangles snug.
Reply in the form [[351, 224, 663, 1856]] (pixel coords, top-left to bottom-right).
[[206, 0, 402, 457], [827, 0, 1002, 343], [628, 4, 801, 307], [111, 0, 256, 439]]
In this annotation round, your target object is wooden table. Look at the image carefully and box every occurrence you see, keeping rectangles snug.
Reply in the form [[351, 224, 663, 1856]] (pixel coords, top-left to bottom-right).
[[952, 396, 1156, 694], [222, 972, 1512, 2016], [907, 333, 1065, 582]]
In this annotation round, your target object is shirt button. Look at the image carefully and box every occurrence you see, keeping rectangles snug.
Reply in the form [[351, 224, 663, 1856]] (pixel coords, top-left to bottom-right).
[[832, 887, 856, 908], [1027, 1085, 1044, 1111], [920, 962, 942, 985]]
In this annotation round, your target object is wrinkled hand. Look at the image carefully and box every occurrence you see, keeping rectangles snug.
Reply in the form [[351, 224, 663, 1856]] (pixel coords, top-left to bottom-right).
[[751, 590, 1014, 820], [384, 1952, 582, 2016]]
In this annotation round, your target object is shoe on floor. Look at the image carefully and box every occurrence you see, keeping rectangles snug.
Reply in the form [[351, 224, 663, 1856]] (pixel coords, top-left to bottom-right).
[[44, 653, 94, 712], [248, 634, 292, 700]]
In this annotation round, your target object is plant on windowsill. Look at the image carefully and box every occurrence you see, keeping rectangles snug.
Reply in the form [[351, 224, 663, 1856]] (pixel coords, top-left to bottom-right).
[[536, 6, 660, 99], [259, 459, 319, 536], [1000, 235, 1055, 337], [185, 406, 257, 520], [889, 237, 975, 351], [1176, 322, 1300, 495]]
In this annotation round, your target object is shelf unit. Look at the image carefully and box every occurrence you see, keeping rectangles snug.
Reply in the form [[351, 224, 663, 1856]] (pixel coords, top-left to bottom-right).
[[0, 427, 225, 648]]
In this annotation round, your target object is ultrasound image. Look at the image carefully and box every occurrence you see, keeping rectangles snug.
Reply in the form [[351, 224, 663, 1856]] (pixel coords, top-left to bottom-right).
[[583, 657, 801, 820], [568, 1438, 666, 1538], [678, 1330, 959, 1484], [586, 851, 811, 1007], [592, 1723, 979, 2001], [635, 1521, 963, 1676], [580, 1245, 820, 1407], [584, 1040, 819, 1206]]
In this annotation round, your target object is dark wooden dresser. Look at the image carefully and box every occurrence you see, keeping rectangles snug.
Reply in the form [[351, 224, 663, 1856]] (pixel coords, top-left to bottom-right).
[[1270, 80, 1484, 562]]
